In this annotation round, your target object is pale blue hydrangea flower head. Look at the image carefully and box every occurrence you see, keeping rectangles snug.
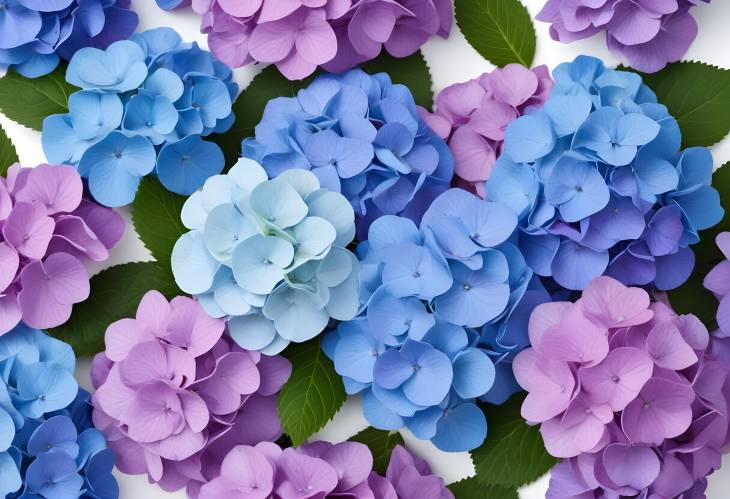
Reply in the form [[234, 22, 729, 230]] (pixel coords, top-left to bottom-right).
[[172, 158, 359, 355], [41, 27, 236, 207]]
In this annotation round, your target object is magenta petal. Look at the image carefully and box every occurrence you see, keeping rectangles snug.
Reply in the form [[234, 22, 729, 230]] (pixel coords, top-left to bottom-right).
[[3, 201, 55, 259], [646, 320, 698, 370], [487, 63, 539, 107], [578, 347, 653, 411], [528, 301, 572, 349], [104, 318, 154, 362], [449, 125, 496, 182], [207, 445, 274, 496], [166, 295, 225, 356], [514, 349, 575, 423], [248, 18, 296, 63], [14, 164, 83, 214], [539, 304, 609, 365], [621, 377, 695, 444], [124, 384, 184, 443], [119, 341, 196, 389], [581, 276, 653, 328], [136, 290, 172, 334]]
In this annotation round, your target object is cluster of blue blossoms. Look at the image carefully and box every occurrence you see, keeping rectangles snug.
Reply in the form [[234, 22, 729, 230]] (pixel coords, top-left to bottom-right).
[[0, 325, 117, 498], [0, 0, 137, 78], [324, 188, 550, 452], [244, 69, 454, 239], [488, 56, 723, 291], [42, 27, 236, 207]]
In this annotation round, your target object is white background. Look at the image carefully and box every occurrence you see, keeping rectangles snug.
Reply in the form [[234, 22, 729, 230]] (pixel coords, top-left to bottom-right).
[[2, 0, 730, 497]]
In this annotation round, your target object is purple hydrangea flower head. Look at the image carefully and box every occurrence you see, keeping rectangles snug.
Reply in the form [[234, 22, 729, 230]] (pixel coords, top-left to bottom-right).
[[487, 56, 723, 291], [244, 69, 454, 240], [41, 28, 237, 207], [197, 441, 452, 499], [419, 64, 553, 197], [537, 0, 710, 73], [704, 232, 730, 337], [157, 0, 451, 80], [91, 290, 293, 496], [0, 163, 124, 333], [513, 276, 730, 498], [324, 187, 550, 452], [0, 0, 138, 78], [0, 324, 118, 498]]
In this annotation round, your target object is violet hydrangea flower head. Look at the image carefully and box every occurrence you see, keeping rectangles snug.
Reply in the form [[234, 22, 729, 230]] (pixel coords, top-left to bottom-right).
[[0, 0, 138, 78], [0, 324, 118, 498], [514, 276, 730, 498], [536, 0, 710, 73], [244, 69, 454, 240], [156, 0, 451, 80], [90, 290, 292, 496], [41, 27, 237, 207], [704, 232, 730, 337], [324, 187, 551, 452], [419, 64, 553, 197], [197, 441, 452, 499], [171, 158, 359, 355], [0, 163, 124, 333], [488, 56, 723, 291]]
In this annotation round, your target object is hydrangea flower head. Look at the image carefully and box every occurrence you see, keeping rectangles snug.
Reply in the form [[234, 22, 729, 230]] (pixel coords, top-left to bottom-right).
[[198, 441, 452, 499], [0, 324, 118, 498], [488, 56, 723, 291], [91, 290, 292, 496], [156, 0, 452, 80], [325, 187, 551, 452], [513, 276, 730, 498], [537, 0, 710, 73], [172, 157, 359, 355], [0, 0, 138, 78], [0, 163, 124, 333], [419, 64, 553, 197], [705, 232, 730, 337], [42, 28, 237, 207], [244, 69, 454, 239]]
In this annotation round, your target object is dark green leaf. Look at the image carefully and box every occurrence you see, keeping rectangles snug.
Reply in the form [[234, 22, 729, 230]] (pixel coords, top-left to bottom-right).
[[668, 162, 730, 326], [132, 176, 187, 273], [640, 62, 730, 148], [471, 395, 557, 488], [0, 122, 18, 175], [211, 52, 433, 168], [48, 262, 179, 356], [278, 339, 346, 446], [449, 477, 519, 499], [455, 0, 536, 67], [0, 65, 77, 131], [350, 427, 404, 475]]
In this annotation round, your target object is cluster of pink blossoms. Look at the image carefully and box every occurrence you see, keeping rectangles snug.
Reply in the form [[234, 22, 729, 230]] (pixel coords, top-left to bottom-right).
[[90, 290, 292, 496], [514, 276, 730, 497], [159, 0, 452, 80]]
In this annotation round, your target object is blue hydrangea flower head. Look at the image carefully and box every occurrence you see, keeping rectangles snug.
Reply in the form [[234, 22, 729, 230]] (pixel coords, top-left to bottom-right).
[[0, 324, 118, 498], [0, 0, 138, 78], [324, 188, 550, 452], [41, 27, 237, 207], [488, 56, 724, 291], [172, 158, 359, 355], [243, 68, 454, 239]]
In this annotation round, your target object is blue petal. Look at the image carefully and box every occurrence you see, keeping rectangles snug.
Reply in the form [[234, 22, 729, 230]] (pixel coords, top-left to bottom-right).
[[544, 94, 592, 137], [504, 112, 555, 163], [402, 347, 453, 406], [405, 406, 443, 440], [171, 231, 220, 295], [25, 452, 83, 499], [157, 135, 225, 196], [228, 313, 278, 352], [551, 240, 608, 291], [28, 416, 79, 458], [363, 389, 404, 430], [452, 349, 495, 399], [16, 364, 78, 418], [0, 451, 21, 497], [431, 402, 487, 452]]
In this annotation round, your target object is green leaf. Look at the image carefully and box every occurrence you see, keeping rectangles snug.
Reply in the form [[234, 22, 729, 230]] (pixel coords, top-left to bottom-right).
[[0, 65, 77, 131], [211, 51, 433, 168], [455, 0, 536, 68], [640, 62, 730, 148], [350, 427, 404, 475], [0, 122, 18, 175], [132, 176, 187, 273], [48, 262, 179, 357], [668, 162, 730, 326], [278, 339, 346, 446], [448, 477, 519, 499], [471, 395, 557, 488]]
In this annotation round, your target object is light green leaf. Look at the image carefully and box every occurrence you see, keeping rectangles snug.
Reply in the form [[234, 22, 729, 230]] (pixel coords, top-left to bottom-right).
[[668, 162, 730, 326], [0, 65, 77, 131], [211, 51, 433, 169], [48, 262, 179, 357], [278, 339, 346, 446], [471, 395, 557, 488], [0, 122, 18, 175], [132, 176, 187, 273], [640, 62, 730, 147], [449, 477, 519, 498], [350, 427, 404, 475], [455, 0, 536, 67]]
